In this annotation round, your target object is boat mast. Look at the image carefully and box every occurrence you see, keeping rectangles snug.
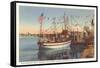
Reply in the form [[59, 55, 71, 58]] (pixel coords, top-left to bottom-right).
[[53, 17, 57, 42], [40, 21, 42, 37], [64, 12, 67, 30], [39, 13, 44, 38], [91, 19, 94, 26]]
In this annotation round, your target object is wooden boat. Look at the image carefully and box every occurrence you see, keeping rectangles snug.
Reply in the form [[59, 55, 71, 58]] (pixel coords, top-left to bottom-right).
[[37, 13, 95, 59], [38, 13, 71, 49]]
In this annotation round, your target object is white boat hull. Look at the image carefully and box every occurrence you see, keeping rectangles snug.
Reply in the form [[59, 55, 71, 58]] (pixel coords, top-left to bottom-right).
[[41, 40, 71, 49], [38, 40, 71, 59]]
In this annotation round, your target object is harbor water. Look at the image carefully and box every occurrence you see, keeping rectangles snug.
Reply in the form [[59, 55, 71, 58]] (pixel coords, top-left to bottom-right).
[[19, 36, 86, 62]]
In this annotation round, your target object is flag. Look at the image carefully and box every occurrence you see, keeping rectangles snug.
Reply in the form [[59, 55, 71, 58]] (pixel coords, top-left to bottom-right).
[[38, 13, 44, 24]]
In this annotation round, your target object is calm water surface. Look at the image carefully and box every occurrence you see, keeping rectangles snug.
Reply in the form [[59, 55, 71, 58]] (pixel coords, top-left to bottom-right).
[[19, 36, 39, 62], [19, 36, 85, 62]]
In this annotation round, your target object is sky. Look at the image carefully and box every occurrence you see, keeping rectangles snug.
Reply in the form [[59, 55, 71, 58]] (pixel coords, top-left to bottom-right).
[[19, 5, 94, 34]]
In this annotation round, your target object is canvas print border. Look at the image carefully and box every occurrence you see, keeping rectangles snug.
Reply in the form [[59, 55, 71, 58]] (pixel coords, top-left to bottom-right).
[[10, 1, 98, 67]]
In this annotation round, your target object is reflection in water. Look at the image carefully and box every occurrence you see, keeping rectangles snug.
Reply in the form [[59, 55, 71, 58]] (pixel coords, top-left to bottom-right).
[[19, 36, 86, 62], [38, 46, 71, 60]]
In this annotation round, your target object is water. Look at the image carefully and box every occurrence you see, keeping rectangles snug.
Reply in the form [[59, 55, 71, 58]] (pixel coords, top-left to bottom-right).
[[19, 36, 39, 62], [19, 36, 86, 62]]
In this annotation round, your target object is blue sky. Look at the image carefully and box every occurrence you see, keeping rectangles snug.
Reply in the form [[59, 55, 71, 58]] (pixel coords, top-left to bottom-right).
[[19, 6, 94, 34]]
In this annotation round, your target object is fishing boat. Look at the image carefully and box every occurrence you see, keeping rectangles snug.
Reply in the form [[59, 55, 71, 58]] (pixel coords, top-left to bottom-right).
[[38, 13, 71, 49]]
